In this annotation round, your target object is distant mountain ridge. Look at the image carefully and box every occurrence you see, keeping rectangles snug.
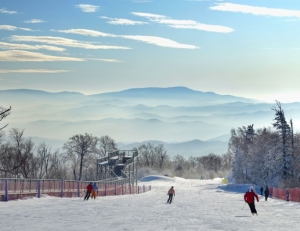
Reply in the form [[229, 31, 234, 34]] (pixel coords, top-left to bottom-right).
[[27, 136, 229, 157], [2, 86, 300, 157], [0, 87, 261, 107], [89, 87, 261, 104]]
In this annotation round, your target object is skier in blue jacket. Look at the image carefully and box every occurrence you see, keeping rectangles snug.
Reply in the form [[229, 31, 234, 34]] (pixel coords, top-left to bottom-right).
[[93, 182, 98, 192]]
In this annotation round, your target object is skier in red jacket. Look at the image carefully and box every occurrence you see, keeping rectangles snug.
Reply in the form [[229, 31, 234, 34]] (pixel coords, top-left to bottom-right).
[[244, 186, 259, 215], [84, 182, 94, 201]]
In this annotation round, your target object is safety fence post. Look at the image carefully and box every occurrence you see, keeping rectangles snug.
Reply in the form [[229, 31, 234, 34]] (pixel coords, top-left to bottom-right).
[[129, 184, 131, 194], [122, 184, 124, 195], [104, 183, 107, 196], [4, 179, 8, 202], [114, 182, 117, 196], [77, 181, 80, 197], [143, 185, 145, 193], [138, 186, 139, 194], [60, 180, 64, 198], [37, 180, 41, 198]]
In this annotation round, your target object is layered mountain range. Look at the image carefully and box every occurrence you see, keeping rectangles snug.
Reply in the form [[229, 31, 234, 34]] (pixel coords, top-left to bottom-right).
[[2, 87, 300, 157]]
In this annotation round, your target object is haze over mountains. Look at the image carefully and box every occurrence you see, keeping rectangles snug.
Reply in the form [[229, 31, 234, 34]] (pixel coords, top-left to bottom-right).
[[2, 87, 300, 157]]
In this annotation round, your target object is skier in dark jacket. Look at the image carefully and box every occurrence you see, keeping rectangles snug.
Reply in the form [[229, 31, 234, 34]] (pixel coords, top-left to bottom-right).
[[260, 186, 263, 195], [264, 186, 269, 201], [167, 186, 175, 204], [286, 188, 290, 201], [244, 186, 259, 215], [84, 182, 94, 201]]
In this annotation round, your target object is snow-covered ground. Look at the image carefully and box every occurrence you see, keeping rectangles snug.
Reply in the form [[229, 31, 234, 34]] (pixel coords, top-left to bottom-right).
[[1, 176, 299, 231]]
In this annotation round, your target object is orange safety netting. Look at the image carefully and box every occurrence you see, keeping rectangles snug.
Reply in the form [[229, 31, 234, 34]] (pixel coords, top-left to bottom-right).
[[269, 187, 300, 202]]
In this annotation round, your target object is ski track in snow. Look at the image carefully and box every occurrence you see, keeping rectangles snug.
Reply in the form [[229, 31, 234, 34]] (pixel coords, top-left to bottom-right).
[[0, 176, 299, 231]]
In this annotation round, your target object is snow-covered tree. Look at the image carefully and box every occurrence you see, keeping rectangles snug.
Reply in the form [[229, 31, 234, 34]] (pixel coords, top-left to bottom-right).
[[271, 101, 293, 186]]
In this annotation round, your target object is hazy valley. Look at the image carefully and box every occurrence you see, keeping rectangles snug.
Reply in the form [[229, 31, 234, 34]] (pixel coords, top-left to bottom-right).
[[2, 87, 300, 157]]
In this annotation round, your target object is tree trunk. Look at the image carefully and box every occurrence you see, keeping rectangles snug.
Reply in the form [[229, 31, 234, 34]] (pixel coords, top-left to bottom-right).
[[79, 154, 84, 181], [73, 169, 77, 181]]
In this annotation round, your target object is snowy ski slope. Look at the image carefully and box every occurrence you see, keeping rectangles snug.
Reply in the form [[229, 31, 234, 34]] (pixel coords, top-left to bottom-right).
[[0, 176, 299, 231]]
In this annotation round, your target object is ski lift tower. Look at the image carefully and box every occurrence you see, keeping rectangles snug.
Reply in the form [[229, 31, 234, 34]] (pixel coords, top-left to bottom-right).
[[96, 149, 138, 185]]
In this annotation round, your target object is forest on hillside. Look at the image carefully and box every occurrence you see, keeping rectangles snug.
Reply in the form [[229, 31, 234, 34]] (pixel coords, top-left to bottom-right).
[[230, 101, 300, 188], [2, 101, 300, 189]]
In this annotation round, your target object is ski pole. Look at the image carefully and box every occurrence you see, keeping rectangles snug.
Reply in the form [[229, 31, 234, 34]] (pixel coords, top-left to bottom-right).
[[258, 201, 268, 211], [242, 202, 246, 210], [159, 194, 167, 200]]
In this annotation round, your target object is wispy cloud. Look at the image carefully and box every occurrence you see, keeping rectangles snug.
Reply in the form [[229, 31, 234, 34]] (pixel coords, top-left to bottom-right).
[[0, 78, 20, 83], [0, 25, 33, 31], [0, 50, 84, 62], [0, 42, 66, 51], [75, 4, 99, 13], [24, 19, 46, 23], [55, 28, 199, 49], [132, 12, 165, 19], [54, 29, 116, 37], [0, 69, 70, 73], [210, 3, 300, 18], [0, 8, 17, 14], [132, 12, 234, 33], [11, 35, 130, 50], [88, 58, 123, 62], [121, 35, 198, 49], [101, 16, 148, 25]]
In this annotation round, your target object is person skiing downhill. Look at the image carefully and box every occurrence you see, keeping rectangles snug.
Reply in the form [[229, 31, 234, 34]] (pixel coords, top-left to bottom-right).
[[84, 182, 94, 201], [244, 186, 259, 215], [167, 186, 175, 204]]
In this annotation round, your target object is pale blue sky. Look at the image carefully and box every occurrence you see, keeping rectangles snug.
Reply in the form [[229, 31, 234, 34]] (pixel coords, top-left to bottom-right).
[[1, 0, 300, 102]]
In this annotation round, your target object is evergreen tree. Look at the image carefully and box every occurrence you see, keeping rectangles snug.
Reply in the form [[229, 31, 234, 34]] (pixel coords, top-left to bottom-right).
[[271, 101, 293, 185]]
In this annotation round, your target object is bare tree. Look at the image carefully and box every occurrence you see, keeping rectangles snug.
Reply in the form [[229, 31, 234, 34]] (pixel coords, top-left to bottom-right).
[[0, 106, 11, 131], [48, 151, 68, 179], [137, 143, 155, 167], [199, 153, 222, 172], [96, 135, 117, 157], [173, 154, 185, 172], [0, 128, 35, 177], [20, 139, 36, 178], [36, 142, 62, 179], [220, 152, 232, 171], [155, 144, 168, 169], [63, 133, 97, 181]]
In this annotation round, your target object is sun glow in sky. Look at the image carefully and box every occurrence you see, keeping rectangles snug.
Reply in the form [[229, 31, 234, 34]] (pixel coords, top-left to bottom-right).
[[1, 0, 300, 102]]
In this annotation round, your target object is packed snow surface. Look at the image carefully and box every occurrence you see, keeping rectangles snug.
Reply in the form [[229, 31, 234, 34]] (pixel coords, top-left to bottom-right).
[[139, 175, 175, 182], [1, 176, 300, 231]]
